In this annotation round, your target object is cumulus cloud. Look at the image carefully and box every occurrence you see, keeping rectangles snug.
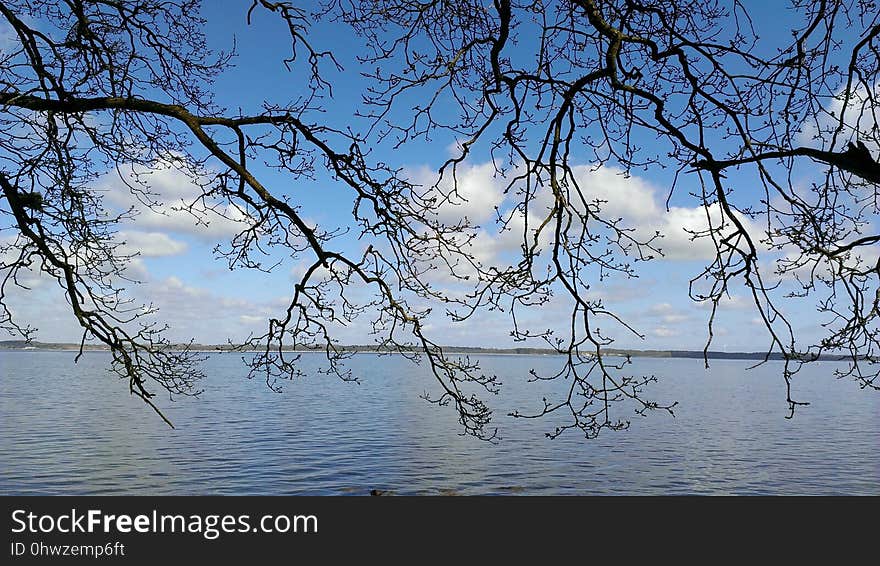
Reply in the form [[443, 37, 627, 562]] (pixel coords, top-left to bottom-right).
[[652, 326, 679, 338], [419, 161, 766, 266], [467, 208, 555, 265], [646, 302, 693, 324], [798, 83, 880, 151], [100, 160, 252, 238], [568, 164, 661, 222], [768, 236, 880, 289], [130, 275, 273, 341], [696, 293, 752, 311], [116, 230, 188, 257], [408, 162, 508, 225], [568, 165, 764, 261]]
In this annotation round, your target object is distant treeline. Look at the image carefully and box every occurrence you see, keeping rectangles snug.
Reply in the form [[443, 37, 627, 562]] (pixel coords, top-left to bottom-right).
[[0, 340, 850, 361]]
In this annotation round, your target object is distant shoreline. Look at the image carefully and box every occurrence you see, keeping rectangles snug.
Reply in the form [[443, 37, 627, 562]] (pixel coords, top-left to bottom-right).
[[0, 340, 849, 362]]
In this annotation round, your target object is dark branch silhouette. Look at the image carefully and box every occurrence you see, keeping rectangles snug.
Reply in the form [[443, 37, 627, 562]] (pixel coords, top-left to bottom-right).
[[697, 141, 880, 184]]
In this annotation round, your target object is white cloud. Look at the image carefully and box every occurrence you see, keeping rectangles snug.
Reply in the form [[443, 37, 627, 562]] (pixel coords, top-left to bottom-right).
[[408, 162, 508, 225], [656, 203, 751, 260], [122, 257, 149, 280], [444, 163, 764, 262], [100, 160, 252, 238], [0, 234, 24, 266], [446, 138, 465, 157], [646, 302, 693, 324], [798, 83, 880, 152], [116, 230, 188, 257], [0, 235, 50, 289], [696, 293, 752, 311], [126, 275, 272, 341], [0, 20, 16, 54], [568, 164, 661, 222], [468, 207, 554, 263], [568, 165, 764, 261], [409, 162, 769, 285], [652, 326, 679, 338], [584, 280, 653, 304], [770, 236, 879, 285]]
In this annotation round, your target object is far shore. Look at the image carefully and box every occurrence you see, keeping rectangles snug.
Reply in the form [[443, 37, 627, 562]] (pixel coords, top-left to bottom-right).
[[0, 340, 849, 362]]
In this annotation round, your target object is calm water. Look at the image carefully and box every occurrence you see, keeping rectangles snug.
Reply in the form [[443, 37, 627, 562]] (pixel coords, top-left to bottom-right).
[[1, 351, 878, 495]]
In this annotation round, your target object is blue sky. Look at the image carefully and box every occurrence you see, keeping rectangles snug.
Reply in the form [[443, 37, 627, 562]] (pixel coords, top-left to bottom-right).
[[3, 1, 873, 352]]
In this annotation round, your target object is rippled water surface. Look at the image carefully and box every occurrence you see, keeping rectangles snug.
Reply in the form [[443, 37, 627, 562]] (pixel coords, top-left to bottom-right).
[[1, 351, 878, 495]]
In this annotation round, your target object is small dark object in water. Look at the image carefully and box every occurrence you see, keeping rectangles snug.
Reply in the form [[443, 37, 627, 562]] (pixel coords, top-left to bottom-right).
[[370, 489, 387, 496]]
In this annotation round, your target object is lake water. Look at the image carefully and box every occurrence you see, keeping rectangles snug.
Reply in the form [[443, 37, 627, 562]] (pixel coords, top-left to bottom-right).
[[1, 351, 878, 495]]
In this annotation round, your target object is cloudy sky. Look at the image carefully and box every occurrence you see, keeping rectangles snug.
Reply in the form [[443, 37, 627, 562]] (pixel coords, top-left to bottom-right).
[[2, 2, 866, 353]]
